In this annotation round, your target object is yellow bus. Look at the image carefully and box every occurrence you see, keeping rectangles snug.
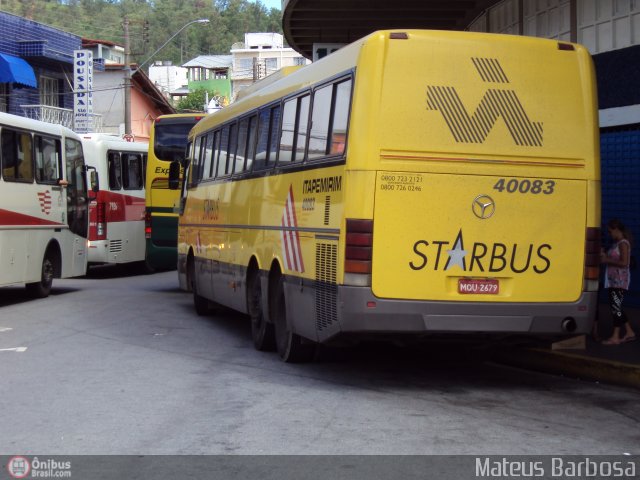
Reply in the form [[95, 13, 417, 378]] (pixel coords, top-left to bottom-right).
[[170, 30, 601, 362], [144, 113, 203, 270]]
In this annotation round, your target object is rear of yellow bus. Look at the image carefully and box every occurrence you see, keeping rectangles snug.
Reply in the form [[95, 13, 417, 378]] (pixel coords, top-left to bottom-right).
[[338, 31, 600, 340]]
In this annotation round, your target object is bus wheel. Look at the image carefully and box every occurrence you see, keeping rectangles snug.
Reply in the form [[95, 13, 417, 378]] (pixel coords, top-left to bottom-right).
[[26, 253, 54, 298], [189, 256, 210, 316], [248, 270, 275, 352], [272, 276, 315, 363]]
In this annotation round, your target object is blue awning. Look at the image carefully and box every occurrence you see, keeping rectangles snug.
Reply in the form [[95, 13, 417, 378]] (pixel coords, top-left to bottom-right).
[[0, 53, 37, 88]]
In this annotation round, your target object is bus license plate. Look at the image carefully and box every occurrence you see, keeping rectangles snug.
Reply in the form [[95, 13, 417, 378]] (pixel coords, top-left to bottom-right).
[[458, 278, 499, 295]]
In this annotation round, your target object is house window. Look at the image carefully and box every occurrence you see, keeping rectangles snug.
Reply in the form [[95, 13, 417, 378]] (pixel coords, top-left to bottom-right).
[[237, 58, 253, 72], [191, 68, 208, 81], [40, 76, 59, 107], [265, 58, 278, 70]]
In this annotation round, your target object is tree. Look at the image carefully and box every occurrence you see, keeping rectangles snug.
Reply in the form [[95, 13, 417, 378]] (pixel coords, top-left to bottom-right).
[[0, 0, 283, 69], [175, 88, 217, 113]]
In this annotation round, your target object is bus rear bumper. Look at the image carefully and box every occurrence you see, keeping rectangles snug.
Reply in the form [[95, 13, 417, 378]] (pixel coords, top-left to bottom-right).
[[87, 240, 108, 264], [327, 286, 598, 341]]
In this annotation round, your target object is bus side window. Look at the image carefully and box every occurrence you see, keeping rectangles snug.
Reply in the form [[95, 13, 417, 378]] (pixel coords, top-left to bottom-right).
[[142, 154, 147, 185], [108, 152, 122, 190], [308, 84, 333, 160], [267, 105, 281, 167], [1, 128, 18, 180], [216, 126, 229, 178], [294, 94, 310, 162], [245, 115, 257, 172], [203, 133, 214, 180], [235, 118, 249, 174], [123, 153, 143, 190], [254, 109, 270, 170], [278, 98, 296, 165], [226, 123, 237, 176], [188, 135, 203, 188], [2, 129, 34, 182], [17, 131, 34, 181], [35, 135, 61, 184], [330, 79, 352, 156], [210, 131, 220, 178]]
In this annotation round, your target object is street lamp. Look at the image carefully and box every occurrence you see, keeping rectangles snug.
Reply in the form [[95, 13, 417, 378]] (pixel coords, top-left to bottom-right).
[[124, 18, 210, 135]]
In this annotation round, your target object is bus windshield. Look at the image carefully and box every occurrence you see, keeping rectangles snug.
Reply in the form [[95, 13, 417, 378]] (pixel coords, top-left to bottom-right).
[[154, 123, 196, 162]]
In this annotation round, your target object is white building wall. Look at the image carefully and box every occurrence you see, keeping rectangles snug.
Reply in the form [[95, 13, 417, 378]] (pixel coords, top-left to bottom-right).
[[230, 33, 309, 100], [148, 63, 188, 95], [92, 70, 124, 135]]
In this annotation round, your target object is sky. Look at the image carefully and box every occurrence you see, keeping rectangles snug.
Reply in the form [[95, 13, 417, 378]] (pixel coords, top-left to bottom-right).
[[252, 0, 282, 10]]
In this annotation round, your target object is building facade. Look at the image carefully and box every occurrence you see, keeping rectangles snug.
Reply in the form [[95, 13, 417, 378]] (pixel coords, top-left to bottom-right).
[[148, 61, 189, 101], [0, 11, 174, 138], [0, 11, 89, 128], [230, 33, 309, 100], [82, 38, 125, 65], [181, 55, 233, 105], [91, 64, 174, 141]]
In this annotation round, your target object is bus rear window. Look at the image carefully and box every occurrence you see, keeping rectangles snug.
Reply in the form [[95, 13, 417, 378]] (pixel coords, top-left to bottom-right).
[[154, 123, 195, 162]]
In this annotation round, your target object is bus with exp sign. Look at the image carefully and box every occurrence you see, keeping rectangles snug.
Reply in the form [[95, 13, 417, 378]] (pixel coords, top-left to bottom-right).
[[144, 113, 203, 270], [169, 30, 601, 362]]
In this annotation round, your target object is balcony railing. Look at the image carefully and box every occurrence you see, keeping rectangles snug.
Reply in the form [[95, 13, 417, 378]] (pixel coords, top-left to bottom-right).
[[20, 104, 103, 132]]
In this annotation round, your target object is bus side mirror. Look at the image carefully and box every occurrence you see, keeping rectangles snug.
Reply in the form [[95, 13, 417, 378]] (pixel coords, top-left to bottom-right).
[[168, 161, 181, 190], [85, 166, 99, 200], [90, 170, 99, 193]]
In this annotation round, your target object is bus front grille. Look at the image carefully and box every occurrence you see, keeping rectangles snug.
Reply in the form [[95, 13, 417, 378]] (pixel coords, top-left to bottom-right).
[[315, 243, 337, 331]]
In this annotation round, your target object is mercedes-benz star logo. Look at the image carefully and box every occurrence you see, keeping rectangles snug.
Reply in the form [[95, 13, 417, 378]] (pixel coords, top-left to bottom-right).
[[472, 194, 495, 219]]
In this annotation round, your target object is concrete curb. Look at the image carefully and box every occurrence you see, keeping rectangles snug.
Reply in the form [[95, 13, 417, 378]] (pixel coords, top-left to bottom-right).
[[493, 348, 640, 390]]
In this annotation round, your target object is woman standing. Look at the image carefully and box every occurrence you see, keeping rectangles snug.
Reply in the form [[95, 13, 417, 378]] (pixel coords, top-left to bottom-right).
[[601, 219, 636, 345]]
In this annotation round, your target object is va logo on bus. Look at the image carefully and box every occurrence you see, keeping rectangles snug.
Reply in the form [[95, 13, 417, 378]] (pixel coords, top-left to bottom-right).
[[426, 58, 543, 147]]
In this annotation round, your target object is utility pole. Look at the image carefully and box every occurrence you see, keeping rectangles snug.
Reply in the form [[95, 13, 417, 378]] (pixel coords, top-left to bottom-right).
[[123, 16, 132, 135]]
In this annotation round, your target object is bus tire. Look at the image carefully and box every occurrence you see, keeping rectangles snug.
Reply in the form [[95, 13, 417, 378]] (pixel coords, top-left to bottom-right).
[[188, 255, 210, 316], [26, 252, 55, 298], [272, 275, 315, 363], [248, 269, 276, 352]]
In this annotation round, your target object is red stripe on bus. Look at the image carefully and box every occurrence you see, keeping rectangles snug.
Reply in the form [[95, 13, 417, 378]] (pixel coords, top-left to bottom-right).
[[89, 190, 145, 224], [0, 208, 65, 227]]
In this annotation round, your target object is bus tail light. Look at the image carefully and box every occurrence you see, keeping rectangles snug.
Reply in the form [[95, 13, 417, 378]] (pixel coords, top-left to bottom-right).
[[145, 211, 152, 239], [96, 202, 107, 240], [344, 219, 372, 287], [584, 227, 600, 291]]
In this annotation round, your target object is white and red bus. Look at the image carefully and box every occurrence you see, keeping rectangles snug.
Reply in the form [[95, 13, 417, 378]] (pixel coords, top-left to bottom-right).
[[0, 112, 94, 297], [81, 134, 148, 266]]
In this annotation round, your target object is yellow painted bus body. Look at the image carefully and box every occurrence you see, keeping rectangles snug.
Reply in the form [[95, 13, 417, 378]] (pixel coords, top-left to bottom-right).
[[177, 30, 600, 358]]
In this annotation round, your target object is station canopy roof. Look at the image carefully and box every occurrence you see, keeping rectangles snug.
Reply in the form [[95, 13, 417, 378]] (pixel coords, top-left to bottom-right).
[[283, 0, 502, 59]]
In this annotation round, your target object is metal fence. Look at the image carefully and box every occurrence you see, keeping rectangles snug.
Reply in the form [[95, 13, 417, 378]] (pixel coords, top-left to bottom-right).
[[20, 104, 103, 132]]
